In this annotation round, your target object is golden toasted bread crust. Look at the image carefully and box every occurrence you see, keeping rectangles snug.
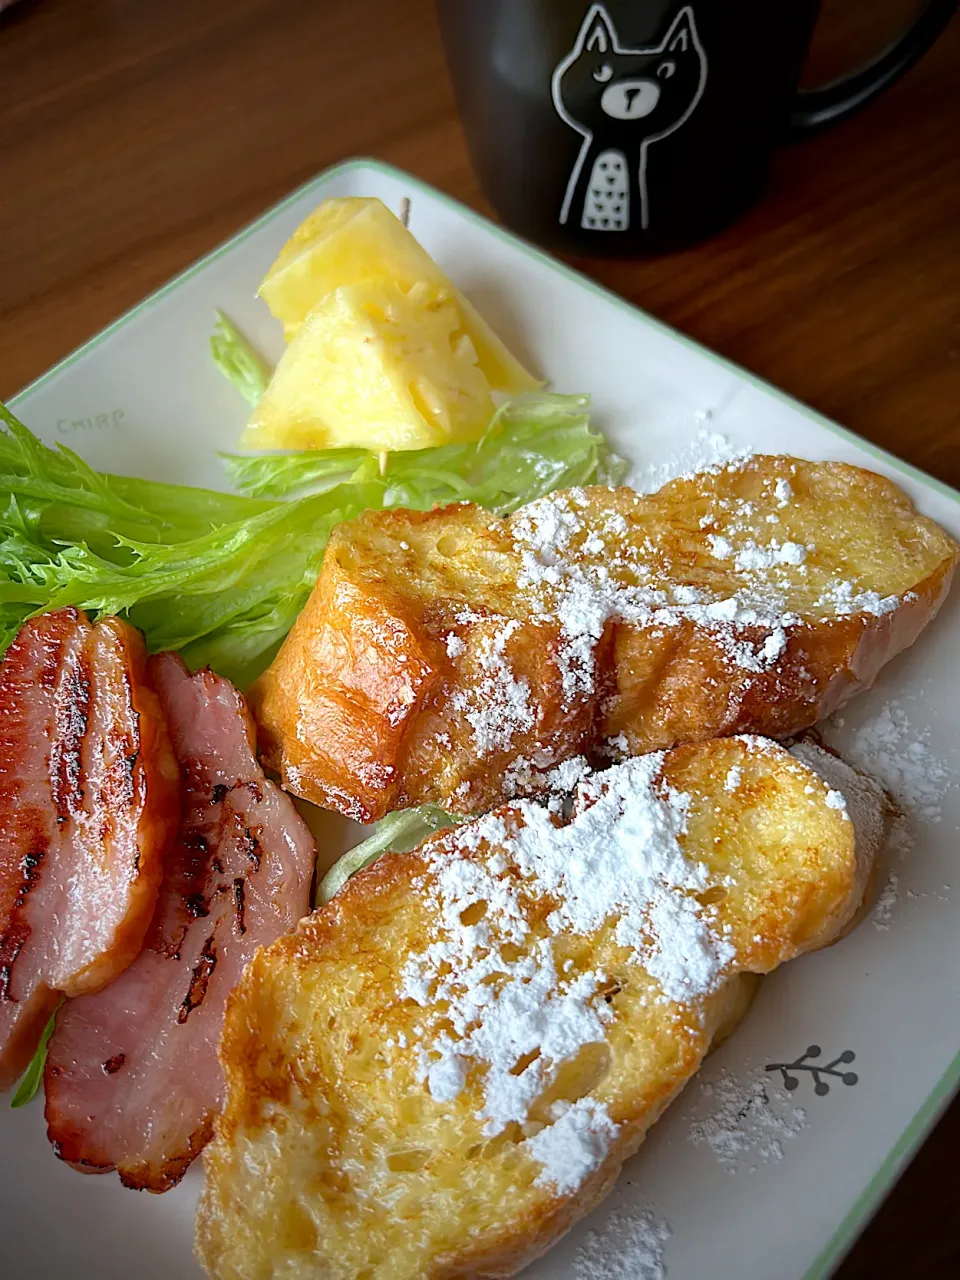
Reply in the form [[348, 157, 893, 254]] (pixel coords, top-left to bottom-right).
[[196, 737, 884, 1280], [251, 458, 956, 821]]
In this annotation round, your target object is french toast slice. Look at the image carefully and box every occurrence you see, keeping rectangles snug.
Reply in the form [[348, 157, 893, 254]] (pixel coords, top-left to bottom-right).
[[196, 736, 885, 1280], [251, 456, 956, 821]]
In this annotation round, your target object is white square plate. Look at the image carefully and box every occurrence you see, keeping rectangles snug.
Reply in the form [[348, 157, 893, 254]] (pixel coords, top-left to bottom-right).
[[4, 159, 959, 1280]]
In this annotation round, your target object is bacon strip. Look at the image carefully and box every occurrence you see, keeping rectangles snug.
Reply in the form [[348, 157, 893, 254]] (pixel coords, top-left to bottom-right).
[[44, 653, 316, 1191], [0, 609, 179, 1091]]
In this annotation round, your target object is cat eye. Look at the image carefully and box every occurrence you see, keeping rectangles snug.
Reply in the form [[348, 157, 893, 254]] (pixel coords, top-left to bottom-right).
[[593, 63, 614, 83], [656, 59, 676, 80]]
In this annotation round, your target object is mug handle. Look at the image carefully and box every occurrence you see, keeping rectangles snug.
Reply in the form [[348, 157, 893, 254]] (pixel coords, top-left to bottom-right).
[[788, 0, 958, 133]]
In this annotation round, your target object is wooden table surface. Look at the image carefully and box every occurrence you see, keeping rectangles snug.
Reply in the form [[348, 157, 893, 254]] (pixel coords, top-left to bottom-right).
[[1, 0, 958, 1274]]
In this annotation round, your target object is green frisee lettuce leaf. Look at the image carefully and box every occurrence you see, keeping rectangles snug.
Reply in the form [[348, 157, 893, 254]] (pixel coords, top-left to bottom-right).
[[318, 805, 458, 905], [10, 1010, 57, 1109], [209, 310, 272, 407], [224, 392, 628, 508]]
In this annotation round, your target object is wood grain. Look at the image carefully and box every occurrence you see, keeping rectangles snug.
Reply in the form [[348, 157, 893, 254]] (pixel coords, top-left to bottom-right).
[[0, 0, 958, 1275]]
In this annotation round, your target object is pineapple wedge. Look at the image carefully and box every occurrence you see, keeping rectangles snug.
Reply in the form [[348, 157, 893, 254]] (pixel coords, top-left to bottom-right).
[[258, 197, 540, 396], [243, 279, 497, 452]]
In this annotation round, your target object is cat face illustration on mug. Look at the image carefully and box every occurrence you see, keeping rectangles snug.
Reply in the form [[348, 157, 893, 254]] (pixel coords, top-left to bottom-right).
[[552, 4, 707, 232]]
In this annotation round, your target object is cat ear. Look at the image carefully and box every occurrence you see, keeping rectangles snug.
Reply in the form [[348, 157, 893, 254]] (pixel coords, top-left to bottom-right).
[[663, 5, 699, 55], [572, 4, 619, 58]]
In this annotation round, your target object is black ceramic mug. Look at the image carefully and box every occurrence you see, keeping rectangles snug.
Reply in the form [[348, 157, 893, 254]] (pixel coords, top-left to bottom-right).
[[436, 0, 958, 255]]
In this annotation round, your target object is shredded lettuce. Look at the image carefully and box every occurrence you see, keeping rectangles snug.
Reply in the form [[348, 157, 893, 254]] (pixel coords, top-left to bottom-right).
[[210, 310, 272, 407], [318, 805, 458, 905], [0, 392, 623, 686], [10, 1010, 57, 1109]]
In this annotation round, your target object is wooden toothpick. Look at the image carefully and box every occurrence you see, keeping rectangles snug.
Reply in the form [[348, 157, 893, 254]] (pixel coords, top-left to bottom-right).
[[379, 194, 412, 476]]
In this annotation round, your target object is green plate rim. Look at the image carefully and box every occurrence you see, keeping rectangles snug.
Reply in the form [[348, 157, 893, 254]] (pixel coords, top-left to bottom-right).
[[10, 155, 960, 1279]]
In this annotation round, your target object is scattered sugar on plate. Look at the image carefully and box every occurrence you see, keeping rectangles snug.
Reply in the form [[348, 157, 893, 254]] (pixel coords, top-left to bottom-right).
[[689, 1067, 808, 1173], [627, 427, 755, 495], [824, 698, 952, 928], [872, 872, 900, 930], [573, 1200, 672, 1280], [826, 700, 949, 825], [867, 811, 944, 930]]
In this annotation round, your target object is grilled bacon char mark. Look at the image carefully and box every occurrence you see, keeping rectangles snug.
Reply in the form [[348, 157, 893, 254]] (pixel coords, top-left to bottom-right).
[[0, 609, 179, 1091], [44, 653, 316, 1192]]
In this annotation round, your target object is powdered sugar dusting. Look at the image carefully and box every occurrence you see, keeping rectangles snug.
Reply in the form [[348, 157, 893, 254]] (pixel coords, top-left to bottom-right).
[[689, 1067, 808, 1172], [573, 1201, 672, 1280], [503, 756, 735, 1002], [814, 581, 899, 617], [504, 753, 591, 800], [527, 1097, 618, 1193], [708, 532, 808, 572], [450, 619, 535, 755], [707, 534, 734, 560], [444, 457, 914, 764], [505, 458, 906, 717], [737, 540, 807, 571], [511, 484, 806, 704], [398, 755, 737, 1193], [394, 734, 890, 1196]]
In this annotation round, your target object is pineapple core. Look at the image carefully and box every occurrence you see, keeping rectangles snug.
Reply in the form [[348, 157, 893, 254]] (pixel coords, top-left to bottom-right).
[[244, 280, 497, 451], [246, 197, 539, 451]]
